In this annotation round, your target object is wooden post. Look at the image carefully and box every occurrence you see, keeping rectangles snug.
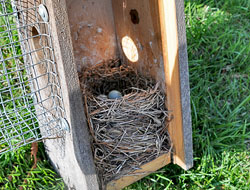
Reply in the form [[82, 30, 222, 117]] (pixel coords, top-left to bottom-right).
[[15, 0, 99, 189], [158, 0, 193, 170], [44, 1, 100, 189]]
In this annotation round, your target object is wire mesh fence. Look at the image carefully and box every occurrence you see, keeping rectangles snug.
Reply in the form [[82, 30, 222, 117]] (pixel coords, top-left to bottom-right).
[[0, 0, 66, 154]]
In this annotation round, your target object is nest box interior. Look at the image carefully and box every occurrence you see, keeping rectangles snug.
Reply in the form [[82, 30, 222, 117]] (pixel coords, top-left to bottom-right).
[[65, 0, 193, 189]]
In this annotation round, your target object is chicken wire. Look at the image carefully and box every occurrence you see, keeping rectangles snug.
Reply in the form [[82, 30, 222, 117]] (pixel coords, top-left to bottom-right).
[[0, 0, 66, 154]]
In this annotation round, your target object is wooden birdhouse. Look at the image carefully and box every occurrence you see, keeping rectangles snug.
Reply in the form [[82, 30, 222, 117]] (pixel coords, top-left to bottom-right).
[[12, 0, 193, 189]]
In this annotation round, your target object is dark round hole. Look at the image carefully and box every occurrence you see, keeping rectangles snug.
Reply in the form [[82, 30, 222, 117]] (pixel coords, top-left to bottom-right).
[[130, 9, 139, 24], [17, 12, 21, 20]]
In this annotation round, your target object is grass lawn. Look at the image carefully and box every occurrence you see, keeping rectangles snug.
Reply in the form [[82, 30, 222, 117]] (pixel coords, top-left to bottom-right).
[[1, 0, 250, 189]]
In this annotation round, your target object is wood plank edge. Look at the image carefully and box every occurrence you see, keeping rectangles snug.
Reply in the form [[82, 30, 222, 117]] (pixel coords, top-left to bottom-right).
[[158, 0, 187, 169], [175, 0, 193, 170], [106, 153, 171, 190]]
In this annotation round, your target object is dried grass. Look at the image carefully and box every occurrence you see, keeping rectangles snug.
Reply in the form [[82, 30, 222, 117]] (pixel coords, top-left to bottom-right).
[[79, 59, 172, 185]]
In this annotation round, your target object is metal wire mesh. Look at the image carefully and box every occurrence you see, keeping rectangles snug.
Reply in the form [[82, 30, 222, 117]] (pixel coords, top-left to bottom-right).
[[0, 0, 66, 154]]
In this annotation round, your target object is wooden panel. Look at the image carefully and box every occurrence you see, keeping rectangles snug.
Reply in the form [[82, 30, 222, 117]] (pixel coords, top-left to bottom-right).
[[66, 0, 118, 72], [111, 0, 166, 91], [158, 0, 193, 169], [112, 0, 193, 170], [106, 153, 171, 190], [45, 1, 99, 189]]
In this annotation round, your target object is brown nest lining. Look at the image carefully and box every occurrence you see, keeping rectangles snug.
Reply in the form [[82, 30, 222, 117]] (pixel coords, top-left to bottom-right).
[[80, 59, 172, 184]]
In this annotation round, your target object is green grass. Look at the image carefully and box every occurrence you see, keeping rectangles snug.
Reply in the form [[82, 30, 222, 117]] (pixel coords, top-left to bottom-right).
[[1, 0, 250, 189], [0, 143, 64, 189]]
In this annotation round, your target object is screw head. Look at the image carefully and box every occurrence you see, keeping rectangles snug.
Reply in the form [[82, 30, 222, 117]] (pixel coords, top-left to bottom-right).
[[38, 4, 49, 22]]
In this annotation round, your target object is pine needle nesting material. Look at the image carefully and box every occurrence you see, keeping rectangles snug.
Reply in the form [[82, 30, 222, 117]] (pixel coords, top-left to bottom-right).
[[80, 59, 172, 184]]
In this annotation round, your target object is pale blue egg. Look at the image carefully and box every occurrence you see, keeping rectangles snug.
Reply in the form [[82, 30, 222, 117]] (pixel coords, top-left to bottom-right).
[[108, 90, 122, 99]]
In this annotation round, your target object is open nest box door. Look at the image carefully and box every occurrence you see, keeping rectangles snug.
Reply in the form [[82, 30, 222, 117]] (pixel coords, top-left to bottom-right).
[[25, 0, 194, 190]]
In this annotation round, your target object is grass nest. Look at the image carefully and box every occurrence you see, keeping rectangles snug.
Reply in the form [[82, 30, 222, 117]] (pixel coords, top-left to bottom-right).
[[79, 59, 172, 185]]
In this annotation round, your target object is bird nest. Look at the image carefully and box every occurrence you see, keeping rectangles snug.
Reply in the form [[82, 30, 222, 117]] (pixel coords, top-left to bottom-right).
[[79, 59, 172, 185]]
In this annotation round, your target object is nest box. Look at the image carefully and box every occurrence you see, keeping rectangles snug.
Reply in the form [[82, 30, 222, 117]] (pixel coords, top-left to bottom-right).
[[20, 0, 193, 189]]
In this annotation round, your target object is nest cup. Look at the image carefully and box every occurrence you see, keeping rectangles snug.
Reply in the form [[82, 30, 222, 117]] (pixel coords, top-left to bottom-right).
[[80, 59, 172, 185]]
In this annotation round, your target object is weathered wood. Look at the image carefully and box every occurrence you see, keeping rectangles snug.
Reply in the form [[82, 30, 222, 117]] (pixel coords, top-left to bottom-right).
[[175, 0, 193, 170], [106, 153, 171, 190], [44, 1, 99, 189], [19, 0, 192, 189], [112, 0, 166, 91], [16, 1, 99, 189], [16, 0, 54, 111], [158, 0, 193, 170], [112, 0, 193, 172], [65, 0, 118, 71]]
